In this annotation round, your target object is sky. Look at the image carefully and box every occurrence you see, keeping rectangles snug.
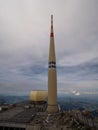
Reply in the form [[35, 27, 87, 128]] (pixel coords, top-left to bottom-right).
[[0, 0, 98, 95]]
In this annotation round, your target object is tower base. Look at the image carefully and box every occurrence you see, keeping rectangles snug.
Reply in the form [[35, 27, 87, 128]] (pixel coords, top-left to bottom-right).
[[46, 104, 59, 114]]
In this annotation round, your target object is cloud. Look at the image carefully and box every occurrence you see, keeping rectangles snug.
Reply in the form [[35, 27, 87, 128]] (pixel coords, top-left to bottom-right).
[[57, 57, 98, 82], [72, 90, 80, 96], [0, 0, 98, 94]]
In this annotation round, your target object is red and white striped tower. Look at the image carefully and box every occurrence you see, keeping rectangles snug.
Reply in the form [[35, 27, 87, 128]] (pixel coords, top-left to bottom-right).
[[46, 15, 59, 113]]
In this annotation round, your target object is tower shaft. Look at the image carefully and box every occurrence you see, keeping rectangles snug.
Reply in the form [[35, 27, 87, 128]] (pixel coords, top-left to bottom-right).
[[46, 15, 59, 113]]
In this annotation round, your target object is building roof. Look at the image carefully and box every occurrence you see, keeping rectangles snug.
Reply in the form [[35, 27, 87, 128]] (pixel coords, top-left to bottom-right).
[[0, 101, 47, 124]]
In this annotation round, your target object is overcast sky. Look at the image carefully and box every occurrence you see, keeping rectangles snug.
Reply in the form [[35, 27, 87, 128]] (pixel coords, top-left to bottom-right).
[[0, 0, 98, 95]]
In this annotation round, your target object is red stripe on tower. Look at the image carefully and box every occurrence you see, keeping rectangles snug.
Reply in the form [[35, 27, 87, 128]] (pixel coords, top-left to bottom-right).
[[50, 15, 54, 37]]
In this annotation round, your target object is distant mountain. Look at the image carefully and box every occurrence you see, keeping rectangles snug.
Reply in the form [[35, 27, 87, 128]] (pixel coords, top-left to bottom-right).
[[0, 95, 29, 105], [0, 94, 98, 117], [58, 94, 98, 112]]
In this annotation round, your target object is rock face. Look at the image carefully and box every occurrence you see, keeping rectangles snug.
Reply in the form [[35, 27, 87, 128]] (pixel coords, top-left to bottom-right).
[[0, 101, 97, 130]]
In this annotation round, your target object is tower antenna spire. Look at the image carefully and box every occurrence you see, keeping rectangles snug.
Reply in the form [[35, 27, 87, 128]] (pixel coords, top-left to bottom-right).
[[46, 15, 59, 114], [50, 14, 54, 37]]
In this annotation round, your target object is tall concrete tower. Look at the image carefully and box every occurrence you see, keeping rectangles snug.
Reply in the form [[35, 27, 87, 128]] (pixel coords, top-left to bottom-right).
[[46, 15, 59, 114]]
